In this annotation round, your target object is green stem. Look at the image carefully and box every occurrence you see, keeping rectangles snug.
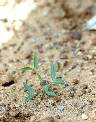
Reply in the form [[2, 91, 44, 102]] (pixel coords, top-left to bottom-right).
[[35, 71, 45, 86], [35, 71, 46, 97]]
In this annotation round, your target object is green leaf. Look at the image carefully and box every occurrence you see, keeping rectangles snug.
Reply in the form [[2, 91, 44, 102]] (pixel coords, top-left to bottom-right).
[[23, 82, 34, 101], [32, 50, 38, 69], [50, 63, 65, 85], [50, 63, 56, 81], [43, 84, 57, 97], [52, 78, 64, 85], [20, 67, 33, 72]]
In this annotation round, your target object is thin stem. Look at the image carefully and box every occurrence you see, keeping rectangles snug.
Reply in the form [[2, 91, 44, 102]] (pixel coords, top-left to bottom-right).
[[34, 70, 45, 86]]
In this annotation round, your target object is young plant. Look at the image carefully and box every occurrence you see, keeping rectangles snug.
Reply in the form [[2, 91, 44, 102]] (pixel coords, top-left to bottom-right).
[[21, 49, 38, 72], [43, 63, 65, 97], [43, 84, 57, 97], [20, 80, 34, 101], [21, 50, 44, 85], [50, 63, 64, 85], [20, 50, 45, 100], [20, 50, 65, 100]]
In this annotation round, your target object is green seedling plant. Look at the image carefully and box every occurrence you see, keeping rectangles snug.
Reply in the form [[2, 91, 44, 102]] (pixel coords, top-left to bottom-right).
[[21, 50, 38, 72], [43, 63, 65, 97], [50, 63, 64, 85], [19, 80, 34, 101], [20, 50, 65, 101], [21, 50, 45, 85]]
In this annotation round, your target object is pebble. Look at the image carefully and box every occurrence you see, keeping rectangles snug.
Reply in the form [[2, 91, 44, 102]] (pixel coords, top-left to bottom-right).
[[69, 87, 76, 97], [60, 54, 68, 60], [82, 90, 86, 94], [88, 100, 93, 105], [9, 110, 19, 117], [77, 91, 83, 97], [82, 113, 88, 120], [55, 115, 60, 119], [86, 89, 91, 93], [41, 116, 54, 122], [30, 116, 36, 122], [81, 84, 88, 89], [69, 91, 74, 97], [70, 31, 82, 40], [58, 105, 64, 113], [52, 8, 66, 19], [63, 60, 68, 67], [72, 79, 79, 85]]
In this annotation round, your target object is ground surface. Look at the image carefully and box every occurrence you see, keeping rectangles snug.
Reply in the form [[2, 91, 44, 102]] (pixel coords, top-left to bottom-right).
[[0, 0, 96, 122]]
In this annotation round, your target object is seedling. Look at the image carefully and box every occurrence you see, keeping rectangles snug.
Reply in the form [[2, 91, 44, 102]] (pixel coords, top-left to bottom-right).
[[50, 63, 64, 85], [21, 50, 44, 84], [20, 80, 34, 101], [21, 50, 38, 72], [43, 63, 65, 97], [20, 50, 65, 101], [43, 84, 57, 97]]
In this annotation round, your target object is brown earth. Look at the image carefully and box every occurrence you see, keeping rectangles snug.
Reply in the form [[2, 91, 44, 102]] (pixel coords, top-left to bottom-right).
[[0, 0, 96, 122]]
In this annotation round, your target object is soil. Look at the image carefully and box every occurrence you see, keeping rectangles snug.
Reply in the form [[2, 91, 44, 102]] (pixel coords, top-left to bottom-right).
[[0, 0, 96, 122]]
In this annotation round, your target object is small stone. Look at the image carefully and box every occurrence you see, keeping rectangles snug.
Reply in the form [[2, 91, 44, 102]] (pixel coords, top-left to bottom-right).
[[69, 87, 76, 97], [41, 117, 54, 122], [72, 79, 79, 85], [91, 69, 95, 74], [82, 89, 86, 94], [77, 91, 83, 97], [52, 8, 66, 19], [9, 110, 19, 117], [88, 100, 93, 105], [69, 91, 74, 97], [63, 60, 68, 67], [58, 105, 64, 112], [60, 54, 68, 60], [53, 96, 61, 103], [70, 31, 82, 40], [64, 83, 69, 87], [82, 114, 88, 120], [30, 116, 36, 122], [86, 89, 91, 93], [81, 84, 88, 89], [55, 115, 60, 119]]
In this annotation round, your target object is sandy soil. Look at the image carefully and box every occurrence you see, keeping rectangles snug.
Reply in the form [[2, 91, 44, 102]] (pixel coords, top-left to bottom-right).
[[0, 0, 96, 122]]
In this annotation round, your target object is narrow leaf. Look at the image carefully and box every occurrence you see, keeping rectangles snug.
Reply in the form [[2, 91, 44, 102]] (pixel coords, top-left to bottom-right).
[[43, 84, 57, 97], [23, 82, 34, 101], [52, 78, 64, 85], [50, 63, 56, 81], [33, 50, 38, 69], [20, 67, 33, 72]]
